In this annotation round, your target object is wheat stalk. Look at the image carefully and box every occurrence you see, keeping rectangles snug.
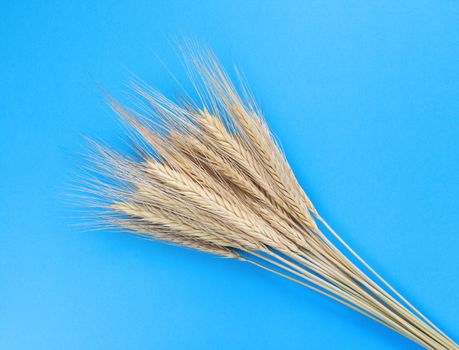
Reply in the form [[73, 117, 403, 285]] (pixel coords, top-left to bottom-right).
[[79, 47, 457, 349]]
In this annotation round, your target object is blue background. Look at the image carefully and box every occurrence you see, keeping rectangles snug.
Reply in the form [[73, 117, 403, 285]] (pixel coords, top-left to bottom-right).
[[1, 1, 458, 349]]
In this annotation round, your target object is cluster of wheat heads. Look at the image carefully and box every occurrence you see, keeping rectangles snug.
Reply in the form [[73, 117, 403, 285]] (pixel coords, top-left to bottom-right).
[[81, 49, 457, 349]]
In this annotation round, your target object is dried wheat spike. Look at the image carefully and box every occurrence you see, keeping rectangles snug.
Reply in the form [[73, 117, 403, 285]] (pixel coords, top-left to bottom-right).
[[80, 46, 457, 350]]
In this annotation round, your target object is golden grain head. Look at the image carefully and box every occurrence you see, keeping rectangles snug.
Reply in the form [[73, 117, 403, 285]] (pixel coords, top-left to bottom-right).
[[79, 46, 456, 350]]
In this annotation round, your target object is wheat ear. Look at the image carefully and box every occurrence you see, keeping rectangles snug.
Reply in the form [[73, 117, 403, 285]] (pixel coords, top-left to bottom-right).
[[79, 47, 457, 349]]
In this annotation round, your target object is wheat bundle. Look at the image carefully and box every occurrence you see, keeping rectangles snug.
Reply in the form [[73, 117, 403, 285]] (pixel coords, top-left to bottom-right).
[[80, 48, 457, 349]]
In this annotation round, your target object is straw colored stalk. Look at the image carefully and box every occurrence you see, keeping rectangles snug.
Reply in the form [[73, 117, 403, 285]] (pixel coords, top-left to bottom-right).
[[80, 48, 457, 349]]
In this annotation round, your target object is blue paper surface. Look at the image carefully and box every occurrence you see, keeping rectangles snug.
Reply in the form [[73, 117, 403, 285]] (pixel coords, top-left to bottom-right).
[[1, 1, 458, 349]]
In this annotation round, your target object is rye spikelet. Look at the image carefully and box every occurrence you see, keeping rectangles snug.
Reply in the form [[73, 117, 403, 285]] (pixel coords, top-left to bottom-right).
[[80, 47, 457, 349]]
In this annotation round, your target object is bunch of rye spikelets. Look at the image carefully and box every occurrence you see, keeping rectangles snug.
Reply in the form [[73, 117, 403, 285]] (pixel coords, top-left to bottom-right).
[[81, 48, 457, 349]]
